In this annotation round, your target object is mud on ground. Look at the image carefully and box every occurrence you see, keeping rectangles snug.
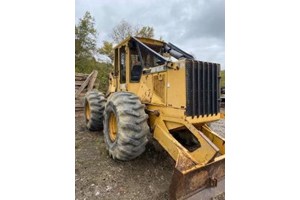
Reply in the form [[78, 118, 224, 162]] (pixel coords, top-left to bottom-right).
[[75, 116, 225, 200]]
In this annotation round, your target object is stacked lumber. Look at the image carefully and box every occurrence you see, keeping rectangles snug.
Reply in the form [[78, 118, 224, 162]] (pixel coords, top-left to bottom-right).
[[75, 70, 98, 117]]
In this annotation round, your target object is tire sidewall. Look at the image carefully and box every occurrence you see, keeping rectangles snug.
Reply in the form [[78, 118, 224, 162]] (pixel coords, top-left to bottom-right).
[[103, 92, 150, 160], [104, 101, 119, 151], [83, 90, 106, 131]]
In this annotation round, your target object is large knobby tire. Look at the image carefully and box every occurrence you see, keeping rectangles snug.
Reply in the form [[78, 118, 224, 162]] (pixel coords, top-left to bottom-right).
[[84, 90, 106, 131], [103, 92, 150, 161]]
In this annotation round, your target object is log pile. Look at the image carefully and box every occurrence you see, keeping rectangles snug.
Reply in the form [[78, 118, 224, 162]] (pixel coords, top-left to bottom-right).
[[75, 70, 98, 117]]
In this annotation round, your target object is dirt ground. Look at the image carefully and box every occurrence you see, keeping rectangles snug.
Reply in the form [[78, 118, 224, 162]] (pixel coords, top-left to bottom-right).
[[75, 114, 225, 200]]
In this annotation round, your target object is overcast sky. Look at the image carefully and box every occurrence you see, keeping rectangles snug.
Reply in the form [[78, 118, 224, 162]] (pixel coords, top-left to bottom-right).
[[75, 0, 224, 69]]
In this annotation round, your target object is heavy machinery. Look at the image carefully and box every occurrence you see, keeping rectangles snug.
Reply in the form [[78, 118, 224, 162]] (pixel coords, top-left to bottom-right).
[[84, 37, 225, 199]]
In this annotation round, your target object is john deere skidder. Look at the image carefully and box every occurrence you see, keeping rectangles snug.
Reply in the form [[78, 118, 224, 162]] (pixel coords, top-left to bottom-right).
[[84, 37, 225, 199]]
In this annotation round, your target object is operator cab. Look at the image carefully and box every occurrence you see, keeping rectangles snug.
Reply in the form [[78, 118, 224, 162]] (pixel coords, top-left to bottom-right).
[[113, 37, 194, 84]]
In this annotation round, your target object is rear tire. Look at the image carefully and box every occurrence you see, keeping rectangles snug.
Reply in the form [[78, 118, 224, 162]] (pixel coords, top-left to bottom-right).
[[84, 90, 106, 131], [103, 92, 150, 161]]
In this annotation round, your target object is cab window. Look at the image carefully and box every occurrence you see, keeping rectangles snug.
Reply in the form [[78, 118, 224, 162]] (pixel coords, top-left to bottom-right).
[[120, 46, 126, 84]]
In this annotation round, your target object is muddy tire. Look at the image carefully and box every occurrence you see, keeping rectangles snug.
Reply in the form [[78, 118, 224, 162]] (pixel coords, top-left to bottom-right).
[[84, 90, 106, 131], [103, 92, 149, 161]]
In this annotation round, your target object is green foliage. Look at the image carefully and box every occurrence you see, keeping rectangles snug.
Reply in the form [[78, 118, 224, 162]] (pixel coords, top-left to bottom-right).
[[75, 11, 113, 92], [75, 11, 98, 71], [220, 70, 225, 88], [98, 41, 114, 61], [75, 59, 112, 92], [95, 62, 112, 93]]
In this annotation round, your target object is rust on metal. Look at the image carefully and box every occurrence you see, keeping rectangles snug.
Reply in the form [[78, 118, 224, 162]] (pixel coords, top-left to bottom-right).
[[169, 155, 225, 200], [208, 177, 218, 187], [146, 109, 160, 117], [175, 151, 196, 171]]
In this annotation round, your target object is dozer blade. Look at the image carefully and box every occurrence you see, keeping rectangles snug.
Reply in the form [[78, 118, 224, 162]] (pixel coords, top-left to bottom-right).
[[169, 152, 225, 200]]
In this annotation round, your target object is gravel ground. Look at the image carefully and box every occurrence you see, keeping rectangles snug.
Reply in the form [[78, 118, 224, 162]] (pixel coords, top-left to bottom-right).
[[75, 115, 225, 200], [209, 119, 225, 138]]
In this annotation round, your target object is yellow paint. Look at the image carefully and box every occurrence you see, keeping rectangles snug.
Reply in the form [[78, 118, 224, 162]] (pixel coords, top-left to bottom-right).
[[85, 102, 90, 121], [114, 36, 164, 50], [201, 125, 225, 155], [153, 114, 223, 165], [164, 121, 184, 130], [220, 112, 225, 119], [186, 114, 221, 124], [167, 60, 186, 109], [107, 72, 117, 95], [180, 154, 225, 175], [109, 112, 117, 142], [110, 36, 225, 173]]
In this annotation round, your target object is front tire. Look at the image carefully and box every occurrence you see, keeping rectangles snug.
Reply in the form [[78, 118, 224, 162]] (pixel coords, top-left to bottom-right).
[[103, 92, 150, 161]]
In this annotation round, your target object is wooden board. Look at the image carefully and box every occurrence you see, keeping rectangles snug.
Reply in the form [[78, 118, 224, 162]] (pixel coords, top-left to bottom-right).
[[75, 71, 98, 115], [87, 71, 98, 92], [76, 73, 89, 77], [75, 70, 96, 98], [75, 76, 88, 81], [75, 80, 85, 86]]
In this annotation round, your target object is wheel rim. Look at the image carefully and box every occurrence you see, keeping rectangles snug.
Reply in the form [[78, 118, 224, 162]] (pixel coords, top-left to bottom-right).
[[109, 112, 117, 142], [85, 102, 91, 121]]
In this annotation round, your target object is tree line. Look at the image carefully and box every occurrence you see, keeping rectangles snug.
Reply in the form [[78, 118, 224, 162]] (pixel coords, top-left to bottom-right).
[[75, 11, 155, 91]]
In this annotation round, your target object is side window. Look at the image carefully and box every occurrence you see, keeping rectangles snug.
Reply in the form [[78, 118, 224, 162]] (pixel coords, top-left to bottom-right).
[[130, 45, 143, 82], [128, 40, 167, 82], [120, 46, 126, 84], [114, 48, 118, 76], [140, 45, 165, 68], [143, 50, 153, 68]]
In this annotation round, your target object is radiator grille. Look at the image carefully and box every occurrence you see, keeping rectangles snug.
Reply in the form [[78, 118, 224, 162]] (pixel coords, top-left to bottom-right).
[[186, 60, 221, 117]]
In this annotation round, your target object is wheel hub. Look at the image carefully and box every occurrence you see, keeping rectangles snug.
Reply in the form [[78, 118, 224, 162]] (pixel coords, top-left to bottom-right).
[[109, 112, 117, 142], [85, 102, 91, 121]]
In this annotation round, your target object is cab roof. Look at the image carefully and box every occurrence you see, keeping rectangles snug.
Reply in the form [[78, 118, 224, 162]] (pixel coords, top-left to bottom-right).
[[114, 36, 165, 49]]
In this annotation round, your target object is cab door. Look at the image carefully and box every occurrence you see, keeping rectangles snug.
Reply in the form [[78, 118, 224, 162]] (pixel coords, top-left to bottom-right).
[[118, 45, 128, 91]]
